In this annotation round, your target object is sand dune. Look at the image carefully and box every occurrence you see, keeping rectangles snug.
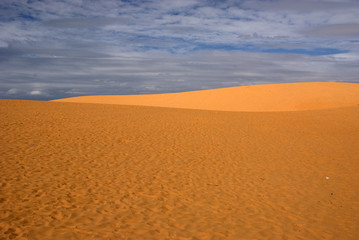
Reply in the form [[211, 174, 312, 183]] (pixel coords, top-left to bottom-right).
[[1, 91, 359, 239], [54, 82, 359, 111]]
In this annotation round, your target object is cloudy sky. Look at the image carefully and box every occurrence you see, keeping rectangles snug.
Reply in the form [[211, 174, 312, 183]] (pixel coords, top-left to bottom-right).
[[1, 0, 359, 100]]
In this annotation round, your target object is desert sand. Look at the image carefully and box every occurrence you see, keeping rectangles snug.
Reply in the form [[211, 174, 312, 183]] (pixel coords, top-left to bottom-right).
[[53, 82, 359, 112], [1, 82, 359, 239]]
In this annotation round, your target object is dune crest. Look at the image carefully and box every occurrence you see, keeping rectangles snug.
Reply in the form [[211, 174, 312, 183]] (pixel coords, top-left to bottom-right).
[[54, 82, 359, 111]]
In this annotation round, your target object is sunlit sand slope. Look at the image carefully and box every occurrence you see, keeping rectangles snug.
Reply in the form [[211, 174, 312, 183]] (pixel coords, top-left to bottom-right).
[[1, 99, 359, 239], [54, 82, 359, 111]]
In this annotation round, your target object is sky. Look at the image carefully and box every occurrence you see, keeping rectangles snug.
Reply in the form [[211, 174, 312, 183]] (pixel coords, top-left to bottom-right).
[[1, 0, 359, 100]]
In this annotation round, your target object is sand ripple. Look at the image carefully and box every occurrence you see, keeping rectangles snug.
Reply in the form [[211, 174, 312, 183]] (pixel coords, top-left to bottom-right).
[[1, 99, 359, 239]]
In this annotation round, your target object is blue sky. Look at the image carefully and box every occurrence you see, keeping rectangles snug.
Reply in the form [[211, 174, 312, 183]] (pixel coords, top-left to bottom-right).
[[1, 0, 359, 100]]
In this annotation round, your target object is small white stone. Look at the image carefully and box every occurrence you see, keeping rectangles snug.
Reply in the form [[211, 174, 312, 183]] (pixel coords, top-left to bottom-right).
[[326, 176, 329, 180]]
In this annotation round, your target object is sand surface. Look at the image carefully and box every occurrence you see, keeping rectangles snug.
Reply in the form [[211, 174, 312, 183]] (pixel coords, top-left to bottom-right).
[[53, 82, 359, 112], [1, 82, 359, 239]]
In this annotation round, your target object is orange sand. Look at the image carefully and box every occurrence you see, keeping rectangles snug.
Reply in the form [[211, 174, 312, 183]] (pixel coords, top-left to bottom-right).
[[1, 82, 359, 239], [54, 82, 359, 112]]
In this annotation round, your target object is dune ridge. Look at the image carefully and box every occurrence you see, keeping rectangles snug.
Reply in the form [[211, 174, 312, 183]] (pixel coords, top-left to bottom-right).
[[53, 82, 359, 112]]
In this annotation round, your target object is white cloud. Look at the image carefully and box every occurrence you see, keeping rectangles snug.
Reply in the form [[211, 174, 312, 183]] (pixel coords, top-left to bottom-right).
[[29, 90, 43, 95], [7, 88, 18, 94], [242, 0, 359, 11], [304, 24, 359, 39], [1, 0, 359, 49], [1, 0, 359, 100], [1, 48, 358, 100]]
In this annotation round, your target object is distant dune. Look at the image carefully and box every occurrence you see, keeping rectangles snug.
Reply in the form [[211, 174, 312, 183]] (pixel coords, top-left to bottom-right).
[[54, 82, 359, 111], [1, 82, 359, 239]]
